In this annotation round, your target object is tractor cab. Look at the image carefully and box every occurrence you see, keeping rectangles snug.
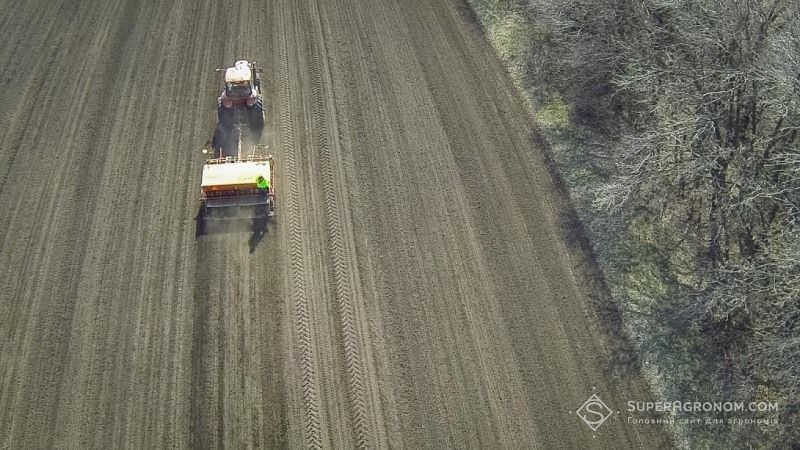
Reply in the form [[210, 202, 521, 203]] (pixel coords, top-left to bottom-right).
[[225, 81, 252, 98], [220, 60, 260, 107]]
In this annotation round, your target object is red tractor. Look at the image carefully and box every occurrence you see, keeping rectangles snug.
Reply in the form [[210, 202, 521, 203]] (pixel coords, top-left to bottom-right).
[[216, 60, 265, 144]]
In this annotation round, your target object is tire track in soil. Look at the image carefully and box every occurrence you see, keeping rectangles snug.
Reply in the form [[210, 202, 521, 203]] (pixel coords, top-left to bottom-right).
[[277, 2, 323, 448], [299, 0, 372, 447]]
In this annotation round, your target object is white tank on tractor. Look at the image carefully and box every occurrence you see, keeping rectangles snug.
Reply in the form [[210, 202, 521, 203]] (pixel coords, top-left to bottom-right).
[[224, 60, 253, 83]]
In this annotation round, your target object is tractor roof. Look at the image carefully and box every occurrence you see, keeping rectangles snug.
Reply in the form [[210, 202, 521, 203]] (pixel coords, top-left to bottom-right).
[[224, 60, 251, 83], [201, 160, 271, 189]]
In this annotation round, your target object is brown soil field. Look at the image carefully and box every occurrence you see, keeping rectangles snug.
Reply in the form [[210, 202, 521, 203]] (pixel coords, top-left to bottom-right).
[[0, 0, 670, 448]]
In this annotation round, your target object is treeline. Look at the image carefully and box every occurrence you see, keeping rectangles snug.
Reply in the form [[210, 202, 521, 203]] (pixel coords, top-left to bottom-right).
[[470, 0, 799, 446]]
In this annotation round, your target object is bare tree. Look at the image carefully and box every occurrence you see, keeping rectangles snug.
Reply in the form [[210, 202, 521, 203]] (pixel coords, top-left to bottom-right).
[[503, 0, 800, 444]]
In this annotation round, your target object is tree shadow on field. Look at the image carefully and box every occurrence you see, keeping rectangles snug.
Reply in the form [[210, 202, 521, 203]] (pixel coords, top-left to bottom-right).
[[454, 0, 641, 376], [527, 130, 642, 375]]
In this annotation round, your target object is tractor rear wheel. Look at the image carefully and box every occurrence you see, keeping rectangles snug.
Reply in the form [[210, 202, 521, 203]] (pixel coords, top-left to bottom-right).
[[218, 105, 234, 128], [248, 101, 265, 139]]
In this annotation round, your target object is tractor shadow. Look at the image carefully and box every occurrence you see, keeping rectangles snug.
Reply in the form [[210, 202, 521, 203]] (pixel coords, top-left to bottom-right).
[[247, 218, 268, 253]]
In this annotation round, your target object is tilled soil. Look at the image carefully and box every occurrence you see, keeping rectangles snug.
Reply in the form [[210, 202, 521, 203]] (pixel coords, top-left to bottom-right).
[[0, 0, 670, 448]]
